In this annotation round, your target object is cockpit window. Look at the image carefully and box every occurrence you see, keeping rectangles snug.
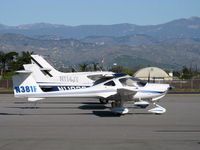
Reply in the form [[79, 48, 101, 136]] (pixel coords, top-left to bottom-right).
[[104, 81, 115, 86], [137, 80, 147, 87], [93, 78, 111, 86], [119, 78, 136, 86], [119, 77, 147, 87]]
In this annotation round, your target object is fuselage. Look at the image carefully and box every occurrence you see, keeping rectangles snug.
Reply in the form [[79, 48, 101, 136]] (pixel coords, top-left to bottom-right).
[[14, 75, 170, 102]]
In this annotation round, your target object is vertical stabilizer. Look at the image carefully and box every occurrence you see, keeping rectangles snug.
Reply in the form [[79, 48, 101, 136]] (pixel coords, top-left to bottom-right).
[[23, 64, 50, 82], [12, 71, 43, 98], [31, 55, 60, 76]]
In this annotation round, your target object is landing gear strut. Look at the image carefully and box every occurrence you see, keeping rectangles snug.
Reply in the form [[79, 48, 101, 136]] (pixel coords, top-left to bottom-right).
[[99, 98, 109, 104]]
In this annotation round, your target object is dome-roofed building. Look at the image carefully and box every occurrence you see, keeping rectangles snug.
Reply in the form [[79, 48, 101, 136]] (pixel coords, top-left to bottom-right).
[[134, 67, 173, 81]]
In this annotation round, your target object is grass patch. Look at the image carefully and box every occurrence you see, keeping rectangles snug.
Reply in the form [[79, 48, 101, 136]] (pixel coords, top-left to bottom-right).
[[2, 72, 16, 80], [0, 88, 13, 93]]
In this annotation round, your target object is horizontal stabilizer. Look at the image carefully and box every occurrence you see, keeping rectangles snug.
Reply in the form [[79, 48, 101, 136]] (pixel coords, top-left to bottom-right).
[[16, 70, 32, 74]]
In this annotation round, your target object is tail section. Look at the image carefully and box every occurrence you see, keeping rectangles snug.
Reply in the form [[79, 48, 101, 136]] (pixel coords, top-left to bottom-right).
[[12, 71, 43, 98], [31, 55, 60, 76], [31, 55, 53, 70], [23, 64, 50, 82]]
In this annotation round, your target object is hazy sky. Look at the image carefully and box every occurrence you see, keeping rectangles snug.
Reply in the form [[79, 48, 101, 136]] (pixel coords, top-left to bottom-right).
[[1, 0, 200, 26]]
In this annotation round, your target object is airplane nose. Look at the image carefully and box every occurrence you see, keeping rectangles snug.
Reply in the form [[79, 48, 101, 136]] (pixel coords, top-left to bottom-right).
[[162, 84, 172, 92], [168, 85, 175, 90]]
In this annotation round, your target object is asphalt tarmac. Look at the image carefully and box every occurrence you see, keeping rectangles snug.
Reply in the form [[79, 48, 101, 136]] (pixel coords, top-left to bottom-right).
[[0, 94, 200, 150]]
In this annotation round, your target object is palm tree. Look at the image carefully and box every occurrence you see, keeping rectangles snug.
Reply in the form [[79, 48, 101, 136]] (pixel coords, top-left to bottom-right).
[[20, 51, 33, 64], [79, 63, 88, 72], [14, 51, 34, 70], [92, 62, 101, 71], [0, 51, 18, 76]]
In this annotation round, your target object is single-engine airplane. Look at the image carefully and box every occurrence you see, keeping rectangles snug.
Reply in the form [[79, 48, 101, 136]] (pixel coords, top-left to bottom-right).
[[23, 54, 114, 104], [13, 71, 171, 115], [24, 55, 114, 91]]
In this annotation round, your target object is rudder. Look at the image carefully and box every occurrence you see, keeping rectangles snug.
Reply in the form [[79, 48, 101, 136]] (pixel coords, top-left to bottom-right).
[[12, 71, 43, 98]]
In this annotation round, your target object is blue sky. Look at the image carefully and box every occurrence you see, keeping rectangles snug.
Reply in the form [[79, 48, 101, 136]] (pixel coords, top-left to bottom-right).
[[1, 0, 200, 26]]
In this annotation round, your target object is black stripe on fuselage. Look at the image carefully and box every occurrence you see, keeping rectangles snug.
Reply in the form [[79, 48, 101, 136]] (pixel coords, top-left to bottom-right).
[[40, 85, 90, 92]]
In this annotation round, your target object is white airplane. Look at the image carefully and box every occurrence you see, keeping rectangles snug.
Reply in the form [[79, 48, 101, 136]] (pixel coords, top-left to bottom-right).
[[29, 54, 113, 82], [23, 54, 114, 104], [13, 71, 171, 115], [23, 63, 113, 90]]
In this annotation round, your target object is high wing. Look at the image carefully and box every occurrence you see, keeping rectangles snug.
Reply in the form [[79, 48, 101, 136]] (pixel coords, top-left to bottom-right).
[[87, 73, 127, 81]]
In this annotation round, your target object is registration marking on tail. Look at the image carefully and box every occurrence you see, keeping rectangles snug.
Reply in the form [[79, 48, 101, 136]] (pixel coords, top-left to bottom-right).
[[15, 86, 37, 93]]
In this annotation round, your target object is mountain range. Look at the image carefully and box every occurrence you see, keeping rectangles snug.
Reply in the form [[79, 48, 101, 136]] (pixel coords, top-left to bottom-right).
[[1, 16, 200, 71]]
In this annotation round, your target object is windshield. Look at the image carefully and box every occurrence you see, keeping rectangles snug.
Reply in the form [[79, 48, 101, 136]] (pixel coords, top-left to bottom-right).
[[93, 78, 111, 86], [119, 77, 147, 87]]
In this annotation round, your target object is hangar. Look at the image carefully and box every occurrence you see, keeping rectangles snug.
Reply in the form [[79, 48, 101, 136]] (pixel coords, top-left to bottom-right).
[[134, 67, 173, 81]]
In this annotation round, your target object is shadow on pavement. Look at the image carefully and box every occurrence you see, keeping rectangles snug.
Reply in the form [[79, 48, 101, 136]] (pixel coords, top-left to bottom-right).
[[79, 104, 107, 110], [92, 111, 121, 117], [0, 112, 92, 116]]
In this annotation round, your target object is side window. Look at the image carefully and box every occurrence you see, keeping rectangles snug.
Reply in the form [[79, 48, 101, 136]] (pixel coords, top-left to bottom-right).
[[104, 81, 116, 86], [119, 78, 137, 87]]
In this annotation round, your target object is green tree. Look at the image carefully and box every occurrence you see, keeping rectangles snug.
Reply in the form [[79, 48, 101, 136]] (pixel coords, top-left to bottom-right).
[[92, 62, 102, 71], [79, 63, 88, 72], [181, 66, 194, 79], [10, 51, 33, 70], [19, 51, 33, 64], [122, 68, 134, 76], [0, 51, 18, 76], [173, 71, 181, 79]]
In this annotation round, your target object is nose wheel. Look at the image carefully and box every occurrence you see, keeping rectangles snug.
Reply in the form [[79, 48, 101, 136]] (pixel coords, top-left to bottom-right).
[[148, 103, 166, 114]]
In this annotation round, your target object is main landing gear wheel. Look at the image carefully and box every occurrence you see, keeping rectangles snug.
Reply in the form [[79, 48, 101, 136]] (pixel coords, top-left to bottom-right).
[[110, 101, 129, 115], [99, 98, 109, 104]]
